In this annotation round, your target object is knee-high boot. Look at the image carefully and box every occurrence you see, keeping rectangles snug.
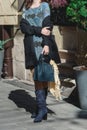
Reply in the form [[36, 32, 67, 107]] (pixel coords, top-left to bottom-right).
[[44, 87, 48, 99], [31, 87, 48, 118], [34, 89, 48, 123]]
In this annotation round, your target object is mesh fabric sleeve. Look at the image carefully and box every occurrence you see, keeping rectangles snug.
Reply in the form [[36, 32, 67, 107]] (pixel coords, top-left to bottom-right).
[[42, 2, 51, 19]]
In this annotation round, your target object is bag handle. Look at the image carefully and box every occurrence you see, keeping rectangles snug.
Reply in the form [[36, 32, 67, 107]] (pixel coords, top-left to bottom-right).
[[39, 54, 51, 63]]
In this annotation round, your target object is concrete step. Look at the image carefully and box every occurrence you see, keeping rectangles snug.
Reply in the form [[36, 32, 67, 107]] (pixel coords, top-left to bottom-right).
[[58, 49, 76, 87], [58, 49, 76, 79], [59, 49, 76, 63], [58, 63, 75, 79]]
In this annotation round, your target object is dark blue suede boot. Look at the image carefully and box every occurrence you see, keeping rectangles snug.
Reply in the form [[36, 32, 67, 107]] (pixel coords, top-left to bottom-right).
[[31, 107, 38, 118], [34, 89, 48, 123], [44, 88, 48, 99], [31, 88, 48, 119]]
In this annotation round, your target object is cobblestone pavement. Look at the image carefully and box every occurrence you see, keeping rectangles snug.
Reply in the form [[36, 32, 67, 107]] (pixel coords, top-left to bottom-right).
[[0, 79, 87, 130]]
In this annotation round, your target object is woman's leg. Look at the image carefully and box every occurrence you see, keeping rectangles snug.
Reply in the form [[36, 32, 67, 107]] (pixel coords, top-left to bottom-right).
[[43, 82, 48, 100], [34, 81, 48, 123], [31, 81, 48, 119]]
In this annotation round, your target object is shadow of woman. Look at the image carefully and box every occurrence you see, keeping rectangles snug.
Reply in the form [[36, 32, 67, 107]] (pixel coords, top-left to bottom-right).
[[8, 89, 37, 114], [8, 89, 55, 115]]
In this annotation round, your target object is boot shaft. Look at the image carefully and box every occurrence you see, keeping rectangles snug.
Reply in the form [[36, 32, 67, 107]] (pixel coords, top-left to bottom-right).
[[34, 89, 48, 123]]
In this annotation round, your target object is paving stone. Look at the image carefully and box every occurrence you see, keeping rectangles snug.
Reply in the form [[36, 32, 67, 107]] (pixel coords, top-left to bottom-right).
[[0, 79, 87, 130]]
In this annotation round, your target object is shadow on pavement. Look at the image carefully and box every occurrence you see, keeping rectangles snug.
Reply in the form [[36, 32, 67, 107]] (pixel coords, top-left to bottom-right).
[[64, 87, 80, 108], [8, 89, 55, 115]]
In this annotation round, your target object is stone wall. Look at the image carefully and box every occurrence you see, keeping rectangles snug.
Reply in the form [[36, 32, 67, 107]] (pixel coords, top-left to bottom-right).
[[13, 30, 33, 81]]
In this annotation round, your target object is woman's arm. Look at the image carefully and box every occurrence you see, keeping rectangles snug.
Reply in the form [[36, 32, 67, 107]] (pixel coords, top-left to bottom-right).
[[20, 18, 51, 36], [42, 2, 53, 30], [20, 18, 42, 36], [41, 3, 53, 54]]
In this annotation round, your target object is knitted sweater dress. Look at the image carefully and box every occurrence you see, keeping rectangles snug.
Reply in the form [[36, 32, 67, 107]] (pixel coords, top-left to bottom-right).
[[22, 2, 50, 60]]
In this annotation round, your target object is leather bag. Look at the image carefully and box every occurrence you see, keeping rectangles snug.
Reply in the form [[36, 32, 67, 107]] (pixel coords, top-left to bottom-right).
[[33, 54, 54, 82]]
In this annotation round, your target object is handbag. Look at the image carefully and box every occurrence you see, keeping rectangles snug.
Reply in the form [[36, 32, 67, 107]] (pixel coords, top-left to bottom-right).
[[33, 54, 54, 82]]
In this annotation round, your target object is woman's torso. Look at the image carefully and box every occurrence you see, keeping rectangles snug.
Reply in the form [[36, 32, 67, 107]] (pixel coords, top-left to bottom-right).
[[22, 2, 50, 60]]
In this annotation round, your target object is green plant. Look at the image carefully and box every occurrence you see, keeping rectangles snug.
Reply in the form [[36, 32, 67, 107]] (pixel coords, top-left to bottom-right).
[[0, 27, 19, 50], [66, 0, 87, 30], [0, 38, 13, 50]]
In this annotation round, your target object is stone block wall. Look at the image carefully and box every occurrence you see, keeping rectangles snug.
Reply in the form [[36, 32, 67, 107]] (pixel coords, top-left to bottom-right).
[[12, 30, 33, 81]]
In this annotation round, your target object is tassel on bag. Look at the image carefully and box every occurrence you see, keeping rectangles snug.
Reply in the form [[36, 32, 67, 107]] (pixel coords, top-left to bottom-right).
[[49, 60, 62, 101]]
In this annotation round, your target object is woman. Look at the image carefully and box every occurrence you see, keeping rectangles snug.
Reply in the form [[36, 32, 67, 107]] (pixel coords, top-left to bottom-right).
[[20, 0, 60, 123]]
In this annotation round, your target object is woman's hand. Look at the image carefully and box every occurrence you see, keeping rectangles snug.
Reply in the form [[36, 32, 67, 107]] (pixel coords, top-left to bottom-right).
[[41, 27, 51, 36], [42, 45, 49, 55]]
